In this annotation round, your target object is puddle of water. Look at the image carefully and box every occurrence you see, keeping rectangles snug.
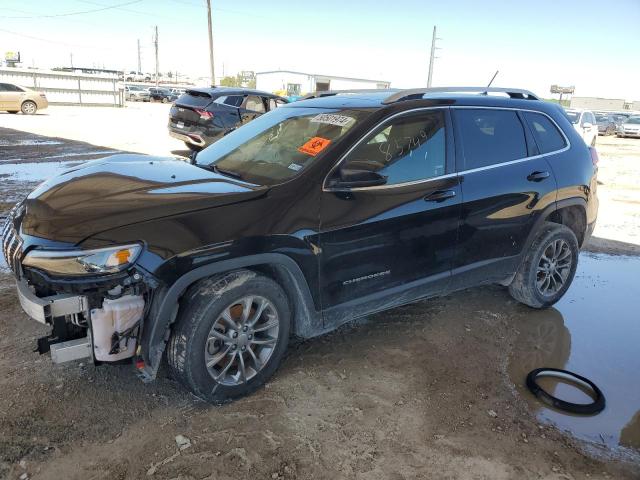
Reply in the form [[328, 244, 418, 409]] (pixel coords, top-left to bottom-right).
[[509, 253, 640, 456], [0, 161, 81, 182]]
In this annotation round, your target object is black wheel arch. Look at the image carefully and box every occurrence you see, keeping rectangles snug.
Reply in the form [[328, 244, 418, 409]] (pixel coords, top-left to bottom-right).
[[139, 253, 321, 379], [516, 198, 588, 274]]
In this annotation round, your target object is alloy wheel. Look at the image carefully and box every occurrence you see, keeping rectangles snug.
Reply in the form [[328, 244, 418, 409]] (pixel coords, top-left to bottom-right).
[[204, 295, 280, 386], [536, 239, 572, 296], [22, 102, 36, 114]]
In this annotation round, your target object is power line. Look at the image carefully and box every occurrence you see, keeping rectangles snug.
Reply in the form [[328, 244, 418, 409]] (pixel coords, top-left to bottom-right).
[[78, 0, 270, 20], [0, 27, 110, 50], [0, 0, 142, 19]]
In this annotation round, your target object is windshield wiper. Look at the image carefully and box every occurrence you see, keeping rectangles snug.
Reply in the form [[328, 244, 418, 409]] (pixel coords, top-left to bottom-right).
[[210, 164, 244, 181]]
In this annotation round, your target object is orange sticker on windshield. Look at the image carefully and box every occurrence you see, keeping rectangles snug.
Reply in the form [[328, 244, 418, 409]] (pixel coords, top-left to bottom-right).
[[298, 137, 331, 156]]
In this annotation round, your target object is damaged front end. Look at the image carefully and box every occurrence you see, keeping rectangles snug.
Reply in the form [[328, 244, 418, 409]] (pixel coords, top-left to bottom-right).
[[3, 212, 156, 371]]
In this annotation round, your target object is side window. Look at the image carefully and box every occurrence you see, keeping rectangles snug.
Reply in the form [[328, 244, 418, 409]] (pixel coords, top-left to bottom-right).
[[339, 111, 446, 186], [244, 95, 266, 113], [0, 83, 8, 92], [456, 109, 527, 169], [523, 112, 566, 154], [214, 95, 243, 107]]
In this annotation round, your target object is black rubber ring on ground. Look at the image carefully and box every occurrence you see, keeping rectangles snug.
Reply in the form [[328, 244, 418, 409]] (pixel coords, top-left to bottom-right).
[[526, 368, 606, 415]]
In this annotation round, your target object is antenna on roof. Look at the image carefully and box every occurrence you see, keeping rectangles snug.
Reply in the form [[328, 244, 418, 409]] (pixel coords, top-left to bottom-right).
[[487, 70, 499, 88]]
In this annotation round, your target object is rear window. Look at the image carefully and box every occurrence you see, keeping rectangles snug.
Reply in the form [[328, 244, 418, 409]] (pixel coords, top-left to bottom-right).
[[456, 109, 527, 170], [523, 112, 566, 154], [177, 90, 213, 108]]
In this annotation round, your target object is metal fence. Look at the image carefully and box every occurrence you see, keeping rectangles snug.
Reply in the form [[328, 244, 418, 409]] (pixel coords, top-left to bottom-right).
[[0, 67, 123, 107]]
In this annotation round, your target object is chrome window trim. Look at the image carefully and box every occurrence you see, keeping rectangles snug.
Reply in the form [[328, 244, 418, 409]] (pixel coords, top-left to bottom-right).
[[323, 105, 570, 192]]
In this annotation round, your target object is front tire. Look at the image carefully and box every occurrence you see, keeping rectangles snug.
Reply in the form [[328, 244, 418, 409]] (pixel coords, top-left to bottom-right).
[[21, 101, 37, 115], [167, 270, 291, 404], [509, 222, 579, 308]]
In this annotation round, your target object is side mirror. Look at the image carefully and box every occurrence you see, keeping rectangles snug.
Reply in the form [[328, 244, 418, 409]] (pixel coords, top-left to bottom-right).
[[582, 122, 593, 129], [331, 168, 387, 189]]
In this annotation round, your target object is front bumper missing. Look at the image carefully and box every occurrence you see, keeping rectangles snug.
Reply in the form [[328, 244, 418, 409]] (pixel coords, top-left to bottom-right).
[[16, 279, 88, 324]]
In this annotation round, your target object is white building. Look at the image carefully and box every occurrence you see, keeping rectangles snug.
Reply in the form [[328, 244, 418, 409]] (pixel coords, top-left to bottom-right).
[[570, 97, 626, 111], [256, 70, 390, 97]]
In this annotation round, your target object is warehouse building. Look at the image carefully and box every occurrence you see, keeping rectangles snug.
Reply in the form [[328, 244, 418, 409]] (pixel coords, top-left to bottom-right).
[[256, 70, 390, 97], [570, 96, 631, 111]]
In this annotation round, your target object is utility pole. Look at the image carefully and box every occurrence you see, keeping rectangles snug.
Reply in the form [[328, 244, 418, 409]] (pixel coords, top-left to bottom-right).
[[206, 0, 215, 86], [137, 38, 141, 73], [70, 52, 73, 69], [154, 26, 159, 87], [427, 26, 442, 87]]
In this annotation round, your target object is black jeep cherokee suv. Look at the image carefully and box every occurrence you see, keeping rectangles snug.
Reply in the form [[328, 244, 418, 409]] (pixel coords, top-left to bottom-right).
[[2, 87, 598, 403]]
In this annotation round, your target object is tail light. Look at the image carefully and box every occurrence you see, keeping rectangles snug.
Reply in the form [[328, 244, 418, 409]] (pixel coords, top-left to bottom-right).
[[589, 146, 599, 166], [195, 108, 213, 120]]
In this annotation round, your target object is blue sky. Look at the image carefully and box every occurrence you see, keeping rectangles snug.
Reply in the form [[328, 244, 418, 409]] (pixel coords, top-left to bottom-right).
[[1, 0, 639, 99]]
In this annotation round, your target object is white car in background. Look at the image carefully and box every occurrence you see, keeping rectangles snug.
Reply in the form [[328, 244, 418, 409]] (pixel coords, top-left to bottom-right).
[[564, 109, 598, 146], [617, 115, 640, 138]]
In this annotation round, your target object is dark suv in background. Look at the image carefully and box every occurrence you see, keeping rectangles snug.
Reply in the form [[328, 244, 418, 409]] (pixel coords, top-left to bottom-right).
[[148, 87, 178, 103], [594, 112, 617, 135], [168, 87, 288, 150], [3, 87, 598, 404]]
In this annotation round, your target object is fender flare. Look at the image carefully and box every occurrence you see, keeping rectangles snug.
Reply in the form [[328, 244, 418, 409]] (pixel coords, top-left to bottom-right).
[[139, 253, 320, 379], [521, 197, 587, 260]]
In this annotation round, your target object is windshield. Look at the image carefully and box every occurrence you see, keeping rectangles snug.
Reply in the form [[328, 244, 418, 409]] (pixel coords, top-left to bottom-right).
[[595, 114, 609, 122], [565, 111, 580, 124], [196, 107, 371, 185], [626, 116, 640, 125]]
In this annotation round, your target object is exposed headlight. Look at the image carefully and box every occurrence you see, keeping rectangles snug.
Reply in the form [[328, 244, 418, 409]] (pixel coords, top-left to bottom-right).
[[23, 244, 142, 276]]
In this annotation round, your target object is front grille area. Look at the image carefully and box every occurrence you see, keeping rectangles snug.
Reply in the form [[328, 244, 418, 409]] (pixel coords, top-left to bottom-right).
[[1, 218, 23, 275]]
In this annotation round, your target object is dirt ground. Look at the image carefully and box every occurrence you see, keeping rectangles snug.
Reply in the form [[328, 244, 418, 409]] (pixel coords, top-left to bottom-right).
[[0, 110, 639, 479]]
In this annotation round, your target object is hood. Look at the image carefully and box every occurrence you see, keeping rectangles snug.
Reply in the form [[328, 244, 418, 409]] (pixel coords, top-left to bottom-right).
[[21, 154, 268, 244]]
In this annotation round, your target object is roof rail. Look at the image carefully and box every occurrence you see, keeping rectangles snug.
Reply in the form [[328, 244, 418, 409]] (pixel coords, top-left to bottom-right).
[[301, 88, 399, 100], [381, 87, 539, 104]]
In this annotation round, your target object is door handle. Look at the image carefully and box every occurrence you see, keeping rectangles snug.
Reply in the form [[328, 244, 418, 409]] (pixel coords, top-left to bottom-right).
[[527, 171, 550, 182], [424, 190, 456, 202]]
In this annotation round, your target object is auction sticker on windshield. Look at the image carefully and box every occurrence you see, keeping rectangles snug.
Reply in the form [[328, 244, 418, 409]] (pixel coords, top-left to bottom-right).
[[310, 113, 354, 127], [298, 137, 332, 156]]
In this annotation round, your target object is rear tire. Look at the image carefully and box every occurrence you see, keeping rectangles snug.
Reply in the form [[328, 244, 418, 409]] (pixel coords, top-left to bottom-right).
[[21, 101, 37, 115], [167, 270, 291, 404], [508, 222, 579, 308]]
